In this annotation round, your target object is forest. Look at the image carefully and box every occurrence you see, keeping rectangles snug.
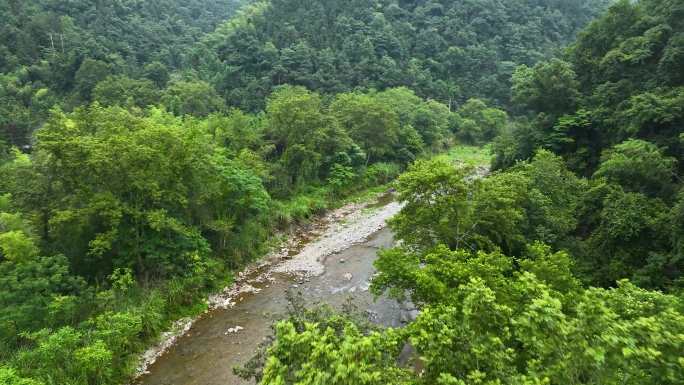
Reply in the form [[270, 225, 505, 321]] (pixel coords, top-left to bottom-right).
[[0, 0, 682, 384], [247, 1, 684, 384]]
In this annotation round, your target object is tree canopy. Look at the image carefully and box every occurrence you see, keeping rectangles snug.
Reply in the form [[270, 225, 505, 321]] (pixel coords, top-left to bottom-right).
[[0, 0, 612, 147]]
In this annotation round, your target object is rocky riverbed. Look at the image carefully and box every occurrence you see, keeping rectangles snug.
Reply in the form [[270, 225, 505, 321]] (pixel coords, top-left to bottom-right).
[[134, 193, 413, 385]]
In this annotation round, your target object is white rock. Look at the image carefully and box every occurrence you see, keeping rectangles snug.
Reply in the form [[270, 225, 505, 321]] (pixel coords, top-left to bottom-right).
[[226, 326, 244, 334]]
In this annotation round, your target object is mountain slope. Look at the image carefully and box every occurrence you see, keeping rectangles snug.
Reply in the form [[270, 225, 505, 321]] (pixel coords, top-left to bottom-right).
[[0, 0, 242, 145], [191, 0, 612, 110]]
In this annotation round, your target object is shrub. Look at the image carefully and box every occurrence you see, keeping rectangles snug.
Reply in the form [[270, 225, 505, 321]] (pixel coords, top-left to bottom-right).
[[363, 163, 401, 187]]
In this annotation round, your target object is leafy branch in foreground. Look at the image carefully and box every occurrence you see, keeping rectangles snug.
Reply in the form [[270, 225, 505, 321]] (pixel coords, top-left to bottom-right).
[[257, 242, 684, 385]]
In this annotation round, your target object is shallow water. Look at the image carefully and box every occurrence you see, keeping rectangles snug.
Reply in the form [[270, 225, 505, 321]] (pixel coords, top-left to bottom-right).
[[136, 226, 401, 385]]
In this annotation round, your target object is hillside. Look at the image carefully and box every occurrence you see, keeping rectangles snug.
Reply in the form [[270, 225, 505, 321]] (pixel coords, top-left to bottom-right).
[[492, 0, 684, 288], [0, 0, 612, 147], [0, 0, 242, 145], [192, 0, 612, 110], [3, 1, 684, 385]]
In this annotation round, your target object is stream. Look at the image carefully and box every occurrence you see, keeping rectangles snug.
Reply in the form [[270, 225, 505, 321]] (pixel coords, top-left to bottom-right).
[[135, 196, 408, 385]]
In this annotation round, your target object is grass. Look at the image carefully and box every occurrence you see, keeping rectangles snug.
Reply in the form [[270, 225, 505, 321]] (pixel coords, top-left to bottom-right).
[[339, 183, 392, 205], [443, 144, 492, 167], [272, 188, 330, 227]]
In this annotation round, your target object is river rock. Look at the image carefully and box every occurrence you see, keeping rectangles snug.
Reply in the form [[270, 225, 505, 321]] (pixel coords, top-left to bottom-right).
[[409, 310, 420, 321], [226, 326, 244, 334]]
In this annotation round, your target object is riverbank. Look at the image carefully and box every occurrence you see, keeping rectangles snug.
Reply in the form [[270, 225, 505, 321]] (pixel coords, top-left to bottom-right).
[[133, 190, 402, 380], [132, 145, 491, 383]]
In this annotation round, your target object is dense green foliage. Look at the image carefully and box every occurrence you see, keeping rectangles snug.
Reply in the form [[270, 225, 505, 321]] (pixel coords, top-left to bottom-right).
[[0, 84, 453, 384], [388, 150, 584, 257], [252, 2, 684, 384], [1, 0, 241, 74], [489, 0, 684, 289], [6, 0, 677, 384], [0, 0, 242, 146], [371, 246, 683, 385], [0, 0, 611, 148], [498, 0, 683, 173], [196, 0, 611, 111]]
